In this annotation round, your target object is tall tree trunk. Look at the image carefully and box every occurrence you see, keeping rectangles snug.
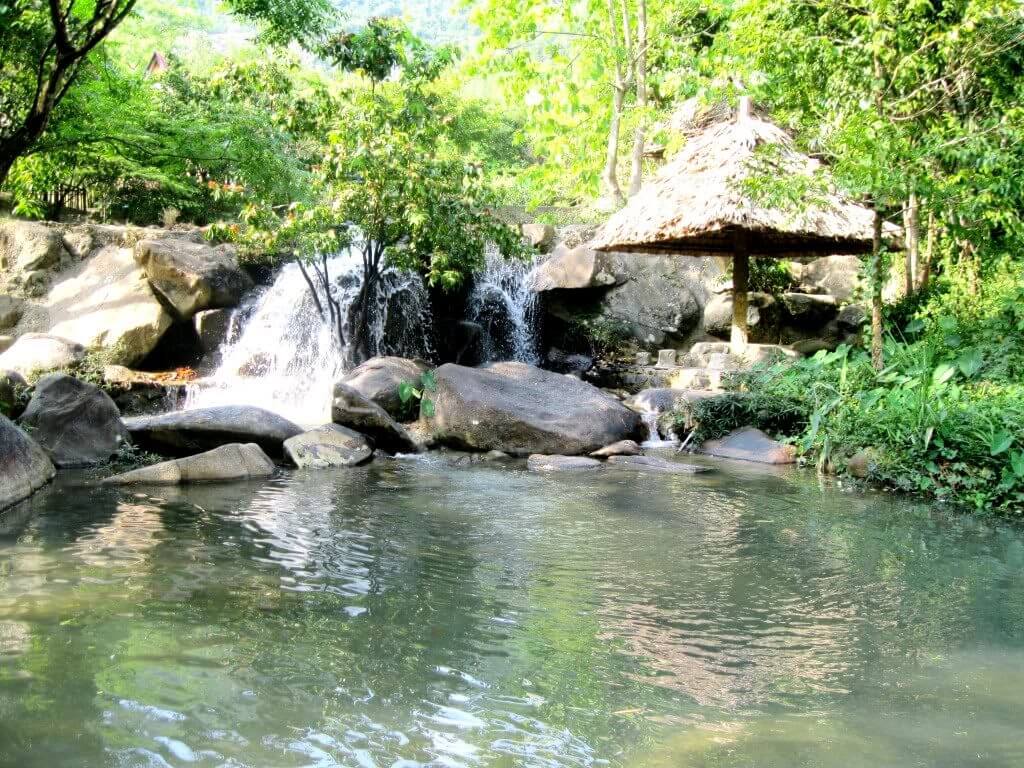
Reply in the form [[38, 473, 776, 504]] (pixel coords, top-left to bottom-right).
[[628, 0, 648, 197], [920, 211, 935, 290], [0, 150, 17, 190], [903, 192, 919, 296], [870, 208, 884, 372], [600, 0, 626, 208]]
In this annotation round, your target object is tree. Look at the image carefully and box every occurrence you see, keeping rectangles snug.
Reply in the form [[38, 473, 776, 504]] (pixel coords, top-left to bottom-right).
[[0, 0, 336, 189], [235, 22, 527, 364]]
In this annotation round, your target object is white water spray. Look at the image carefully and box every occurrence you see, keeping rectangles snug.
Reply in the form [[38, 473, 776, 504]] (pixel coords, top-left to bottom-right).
[[466, 247, 541, 364]]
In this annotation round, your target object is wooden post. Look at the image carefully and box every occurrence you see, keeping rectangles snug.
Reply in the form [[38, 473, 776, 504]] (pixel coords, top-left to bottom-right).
[[731, 236, 750, 355]]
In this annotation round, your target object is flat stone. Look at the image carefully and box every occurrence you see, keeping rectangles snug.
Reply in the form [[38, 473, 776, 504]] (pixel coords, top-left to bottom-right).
[[18, 374, 129, 467], [655, 349, 678, 368], [701, 427, 797, 465], [605, 455, 709, 473], [124, 405, 302, 458], [0, 413, 55, 511], [527, 454, 602, 471], [103, 443, 274, 485], [429, 362, 643, 456], [284, 424, 373, 469], [590, 440, 642, 458], [0, 333, 85, 377], [331, 383, 419, 454]]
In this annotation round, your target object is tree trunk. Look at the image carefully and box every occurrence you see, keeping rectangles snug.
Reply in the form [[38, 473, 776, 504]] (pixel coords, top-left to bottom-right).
[[920, 211, 935, 290], [730, 245, 750, 355], [871, 208, 884, 372], [903, 192, 919, 296], [627, 0, 647, 197], [600, 0, 626, 208], [0, 150, 17, 190]]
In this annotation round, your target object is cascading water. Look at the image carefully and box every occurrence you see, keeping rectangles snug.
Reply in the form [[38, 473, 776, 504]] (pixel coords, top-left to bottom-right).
[[184, 249, 433, 426], [466, 247, 541, 364]]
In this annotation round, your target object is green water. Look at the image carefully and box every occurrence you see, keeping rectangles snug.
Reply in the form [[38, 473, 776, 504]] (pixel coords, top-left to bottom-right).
[[1, 453, 1023, 767]]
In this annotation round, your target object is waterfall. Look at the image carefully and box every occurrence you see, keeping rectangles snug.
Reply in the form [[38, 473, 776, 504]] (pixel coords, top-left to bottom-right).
[[184, 249, 432, 426], [466, 248, 541, 364]]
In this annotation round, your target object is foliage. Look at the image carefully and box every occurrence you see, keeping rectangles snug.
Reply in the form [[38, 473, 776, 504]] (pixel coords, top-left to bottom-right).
[[398, 370, 438, 420], [672, 391, 808, 444]]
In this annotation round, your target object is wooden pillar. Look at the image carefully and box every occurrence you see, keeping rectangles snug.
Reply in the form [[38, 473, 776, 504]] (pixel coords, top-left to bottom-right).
[[731, 236, 750, 355]]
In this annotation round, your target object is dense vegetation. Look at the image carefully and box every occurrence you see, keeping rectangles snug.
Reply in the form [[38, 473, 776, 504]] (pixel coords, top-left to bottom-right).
[[1, 0, 1023, 511]]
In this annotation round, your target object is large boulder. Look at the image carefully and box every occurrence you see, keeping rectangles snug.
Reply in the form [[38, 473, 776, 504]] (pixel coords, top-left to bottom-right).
[[124, 406, 302, 458], [0, 295, 24, 329], [0, 414, 55, 511], [103, 443, 274, 485], [331, 384, 419, 454], [428, 362, 643, 455], [702, 291, 781, 341], [529, 244, 621, 291], [134, 238, 253, 317], [521, 223, 556, 252], [0, 370, 27, 419], [18, 374, 129, 467], [337, 357, 429, 419], [0, 333, 85, 377], [0, 220, 65, 275], [44, 246, 173, 365], [799, 255, 863, 301], [284, 424, 373, 469], [701, 427, 797, 465], [605, 455, 709, 474], [194, 308, 235, 355]]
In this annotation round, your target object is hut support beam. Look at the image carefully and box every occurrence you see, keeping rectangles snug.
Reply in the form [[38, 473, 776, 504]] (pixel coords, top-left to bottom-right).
[[730, 239, 750, 355]]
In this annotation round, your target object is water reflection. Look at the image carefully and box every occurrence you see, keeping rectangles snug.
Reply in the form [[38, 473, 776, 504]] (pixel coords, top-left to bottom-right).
[[0, 460, 1022, 767]]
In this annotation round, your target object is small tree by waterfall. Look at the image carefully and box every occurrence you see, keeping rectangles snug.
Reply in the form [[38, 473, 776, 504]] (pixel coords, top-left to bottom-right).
[[236, 20, 527, 364]]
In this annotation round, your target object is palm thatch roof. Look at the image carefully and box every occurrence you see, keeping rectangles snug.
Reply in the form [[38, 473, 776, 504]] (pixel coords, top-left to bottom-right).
[[591, 101, 881, 257]]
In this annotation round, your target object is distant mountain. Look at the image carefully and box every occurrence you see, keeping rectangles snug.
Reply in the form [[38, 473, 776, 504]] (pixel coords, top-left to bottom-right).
[[335, 0, 476, 47]]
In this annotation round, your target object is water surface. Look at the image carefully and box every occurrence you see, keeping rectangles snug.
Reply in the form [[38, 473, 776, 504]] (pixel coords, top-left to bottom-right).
[[1, 454, 1023, 767]]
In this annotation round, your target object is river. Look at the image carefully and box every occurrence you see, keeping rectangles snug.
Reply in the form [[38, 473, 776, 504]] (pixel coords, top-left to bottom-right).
[[1, 453, 1022, 766]]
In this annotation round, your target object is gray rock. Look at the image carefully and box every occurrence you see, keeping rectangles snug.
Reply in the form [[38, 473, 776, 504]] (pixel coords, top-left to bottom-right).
[[429, 362, 643, 456], [0, 333, 85, 377], [799, 255, 863, 301], [703, 291, 780, 341], [521, 223, 556, 251], [337, 356, 429, 419], [590, 439, 642, 458], [0, 413, 55, 510], [0, 220, 65, 274], [0, 336, 13, 355], [18, 374, 129, 467], [480, 449, 512, 462], [527, 454, 602, 471], [0, 370, 27, 419], [0, 295, 24, 329], [284, 424, 373, 469], [701, 427, 797, 465], [837, 303, 867, 331], [655, 349, 678, 368], [546, 347, 594, 375], [44, 245, 173, 365], [103, 443, 274, 485], [529, 244, 621, 291], [846, 448, 880, 479], [331, 383, 419, 454], [606, 455, 709, 473], [194, 308, 235, 355], [781, 292, 839, 327], [134, 238, 253, 317], [124, 406, 302, 458]]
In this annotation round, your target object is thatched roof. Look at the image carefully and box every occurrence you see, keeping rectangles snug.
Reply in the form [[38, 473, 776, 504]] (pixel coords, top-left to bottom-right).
[[592, 101, 881, 257]]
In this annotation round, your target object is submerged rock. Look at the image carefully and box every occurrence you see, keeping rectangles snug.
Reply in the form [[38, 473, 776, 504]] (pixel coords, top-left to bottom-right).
[[124, 406, 302, 458], [18, 374, 129, 467], [701, 427, 797, 465], [284, 424, 373, 469], [605, 455, 709, 474], [331, 383, 419, 454], [527, 454, 602, 471], [590, 440, 642, 458], [429, 362, 643, 456], [337, 357, 429, 419], [133, 238, 253, 318], [0, 333, 85, 377], [0, 413, 55, 510], [103, 443, 273, 485]]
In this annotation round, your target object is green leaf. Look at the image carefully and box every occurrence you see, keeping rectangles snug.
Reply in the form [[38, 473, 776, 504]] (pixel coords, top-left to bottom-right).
[[956, 348, 984, 379], [421, 398, 435, 418], [931, 363, 957, 386], [990, 431, 1014, 457], [1010, 451, 1024, 478], [420, 370, 437, 391], [398, 381, 414, 403], [904, 318, 925, 334]]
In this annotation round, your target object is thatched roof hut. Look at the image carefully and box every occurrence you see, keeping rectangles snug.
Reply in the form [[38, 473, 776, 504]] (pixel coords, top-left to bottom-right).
[[591, 97, 881, 352]]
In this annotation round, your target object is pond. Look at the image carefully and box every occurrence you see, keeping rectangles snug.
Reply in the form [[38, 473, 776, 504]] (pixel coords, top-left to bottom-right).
[[1, 453, 1023, 767]]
